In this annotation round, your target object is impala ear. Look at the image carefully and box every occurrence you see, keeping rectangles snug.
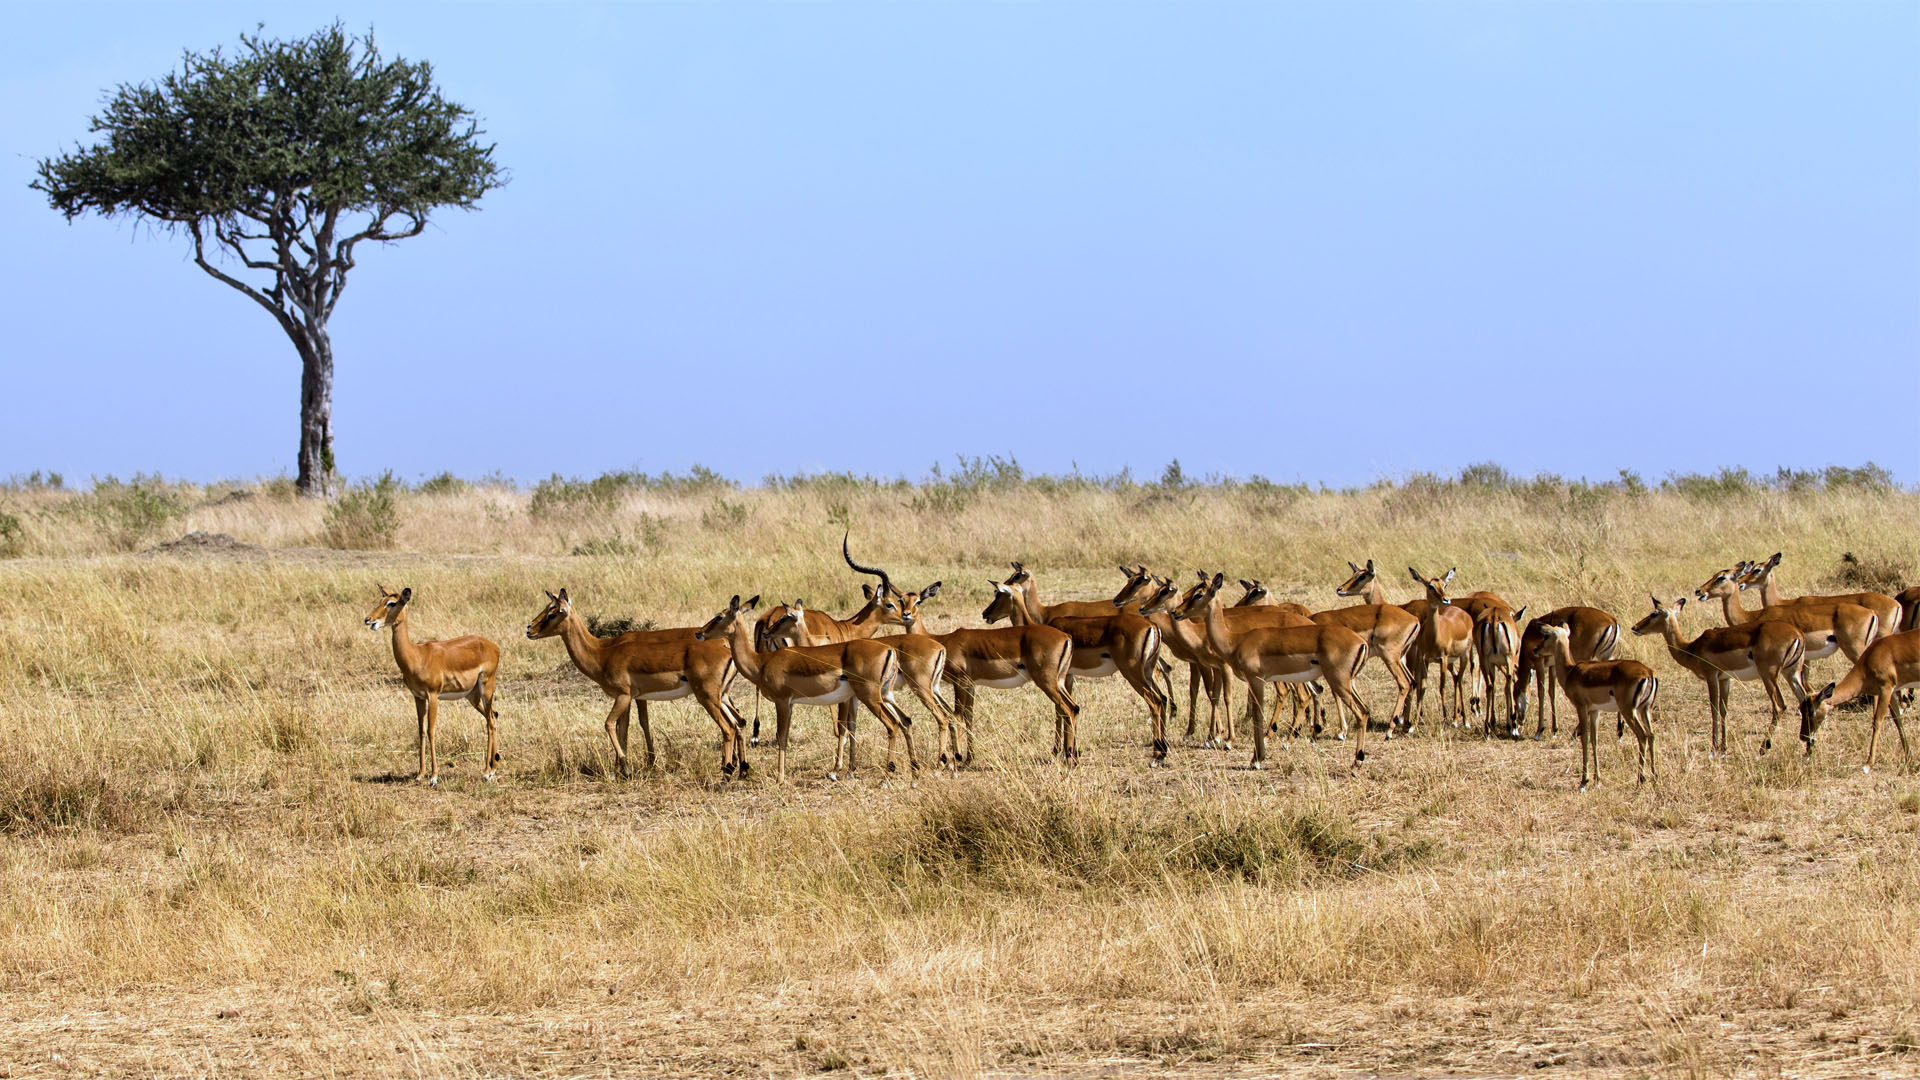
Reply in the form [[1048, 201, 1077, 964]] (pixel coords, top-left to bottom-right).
[[544, 589, 558, 602], [398, 587, 411, 605], [1513, 606, 1527, 622], [728, 594, 741, 611], [1442, 568, 1456, 584], [557, 588, 568, 604], [1366, 559, 1375, 573], [1650, 593, 1661, 609], [922, 581, 942, 600], [1347, 561, 1360, 573], [862, 584, 874, 601], [1408, 567, 1423, 583], [1676, 597, 1687, 612], [1818, 682, 1836, 702], [1210, 571, 1225, 591], [743, 594, 760, 609], [376, 583, 388, 596], [1240, 580, 1255, 591]]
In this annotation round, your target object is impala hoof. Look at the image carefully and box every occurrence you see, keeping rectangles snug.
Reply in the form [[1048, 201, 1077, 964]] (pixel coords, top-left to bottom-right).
[[827, 771, 841, 781], [749, 737, 761, 748], [482, 771, 496, 783], [1760, 738, 1772, 752], [427, 776, 439, 787], [1862, 765, 1872, 774], [1335, 733, 1346, 742], [1248, 760, 1264, 771]]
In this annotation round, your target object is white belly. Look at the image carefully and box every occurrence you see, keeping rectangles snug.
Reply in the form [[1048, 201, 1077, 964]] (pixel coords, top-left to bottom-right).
[[636, 684, 694, 702], [1725, 665, 1762, 682], [1266, 667, 1322, 685], [1803, 636, 1839, 661], [793, 681, 855, 707], [435, 689, 474, 701], [972, 674, 1033, 690], [1074, 655, 1120, 679], [1589, 695, 1620, 713]]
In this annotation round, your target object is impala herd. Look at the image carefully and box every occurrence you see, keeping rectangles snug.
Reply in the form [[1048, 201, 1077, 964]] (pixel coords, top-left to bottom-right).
[[366, 542, 1920, 792]]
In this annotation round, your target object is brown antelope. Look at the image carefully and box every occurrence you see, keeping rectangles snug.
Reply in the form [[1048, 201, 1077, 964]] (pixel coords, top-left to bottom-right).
[[1514, 607, 1621, 738], [525, 589, 748, 778], [1801, 630, 1920, 771], [1003, 562, 1179, 705], [1740, 553, 1902, 638], [1693, 567, 1877, 678], [363, 585, 500, 785], [983, 579, 1173, 764], [1471, 601, 1527, 739], [1301, 559, 1421, 730], [1144, 572, 1373, 770], [1630, 595, 1806, 756], [1537, 623, 1659, 791], [697, 595, 919, 783], [1113, 570, 1317, 747], [1897, 586, 1920, 638], [1406, 568, 1477, 730], [886, 581, 1082, 761]]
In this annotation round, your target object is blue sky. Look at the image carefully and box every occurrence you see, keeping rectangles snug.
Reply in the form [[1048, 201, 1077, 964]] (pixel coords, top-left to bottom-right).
[[4, 2, 1916, 487]]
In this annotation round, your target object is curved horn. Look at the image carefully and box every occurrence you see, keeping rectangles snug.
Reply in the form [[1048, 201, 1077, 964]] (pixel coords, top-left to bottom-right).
[[843, 531, 893, 598]]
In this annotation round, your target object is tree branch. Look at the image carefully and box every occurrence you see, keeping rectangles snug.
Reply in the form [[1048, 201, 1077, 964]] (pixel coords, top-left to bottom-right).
[[190, 221, 298, 337]]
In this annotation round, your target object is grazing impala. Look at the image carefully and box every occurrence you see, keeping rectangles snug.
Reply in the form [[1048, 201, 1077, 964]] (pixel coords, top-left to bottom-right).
[[1739, 553, 1901, 639], [1144, 572, 1373, 770], [984, 580, 1173, 764], [886, 581, 1082, 762], [697, 595, 919, 784], [1538, 624, 1659, 791], [1406, 568, 1477, 730], [1800, 630, 1920, 772], [1693, 567, 1877, 678], [1514, 607, 1620, 737], [364, 585, 500, 785], [525, 589, 748, 778], [1630, 595, 1806, 757]]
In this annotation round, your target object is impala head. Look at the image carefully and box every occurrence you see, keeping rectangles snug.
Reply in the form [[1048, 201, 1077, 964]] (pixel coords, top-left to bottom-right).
[[1335, 559, 1377, 597], [1694, 567, 1743, 602], [982, 580, 1023, 624], [1110, 564, 1159, 609], [894, 581, 942, 632], [1408, 566, 1456, 604], [857, 582, 906, 625], [1236, 579, 1269, 605], [1135, 576, 1186, 618], [1538, 622, 1573, 655], [1801, 680, 1839, 746], [1172, 572, 1227, 621], [525, 588, 573, 639], [1737, 553, 1783, 592], [364, 585, 411, 631], [1631, 595, 1686, 636], [1001, 562, 1034, 595], [694, 593, 762, 641]]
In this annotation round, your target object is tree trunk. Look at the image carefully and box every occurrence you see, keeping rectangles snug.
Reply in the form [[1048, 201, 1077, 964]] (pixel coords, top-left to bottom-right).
[[293, 324, 336, 498]]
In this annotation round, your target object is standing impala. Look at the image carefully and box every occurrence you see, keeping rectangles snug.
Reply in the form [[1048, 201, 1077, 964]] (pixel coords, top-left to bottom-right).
[[1538, 624, 1659, 791], [1406, 568, 1477, 731], [1471, 601, 1526, 739], [1800, 630, 1920, 772], [525, 589, 748, 778], [1003, 562, 1180, 707], [885, 581, 1082, 762], [364, 585, 500, 785], [1307, 559, 1422, 731], [1113, 569, 1229, 745], [1693, 567, 1877, 680], [1144, 572, 1374, 771], [1740, 553, 1902, 640], [697, 595, 919, 783], [1514, 607, 1621, 738], [983, 580, 1173, 764], [1630, 595, 1806, 757]]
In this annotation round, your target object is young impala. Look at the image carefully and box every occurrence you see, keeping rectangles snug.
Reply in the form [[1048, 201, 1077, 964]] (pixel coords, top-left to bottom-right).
[[525, 589, 748, 778], [364, 585, 500, 785], [1538, 623, 1659, 791], [1630, 595, 1805, 757]]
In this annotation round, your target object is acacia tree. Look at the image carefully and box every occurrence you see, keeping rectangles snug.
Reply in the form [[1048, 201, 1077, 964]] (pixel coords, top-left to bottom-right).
[[33, 24, 505, 497]]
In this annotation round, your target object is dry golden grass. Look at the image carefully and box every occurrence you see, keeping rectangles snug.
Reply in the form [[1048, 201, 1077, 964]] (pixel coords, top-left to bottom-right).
[[1, 477, 1918, 1077]]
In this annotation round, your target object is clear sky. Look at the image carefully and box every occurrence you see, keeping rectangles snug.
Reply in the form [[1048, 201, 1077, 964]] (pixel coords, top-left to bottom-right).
[[4, 2, 1916, 487]]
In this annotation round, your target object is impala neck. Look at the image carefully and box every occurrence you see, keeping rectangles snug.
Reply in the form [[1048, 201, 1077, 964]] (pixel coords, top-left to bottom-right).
[[388, 608, 423, 676], [839, 598, 887, 640], [1753, 575, 1784, 607], [1356, 578, 1387, 606], [1709, 589, 1754, 627], [555, 610, 611, 683], [1648, 615, 1693, 661], [1013, 577, 1051, 623], [722, 616, 770, 690], [1197, 594, 1235, 662]]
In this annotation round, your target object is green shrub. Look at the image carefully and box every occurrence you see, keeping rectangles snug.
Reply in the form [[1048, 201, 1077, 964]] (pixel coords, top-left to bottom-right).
[[416, 471, 467, 496], [322, 471, 402, 550], [0, 509, 23, 558], [85, 475, 187, 549]]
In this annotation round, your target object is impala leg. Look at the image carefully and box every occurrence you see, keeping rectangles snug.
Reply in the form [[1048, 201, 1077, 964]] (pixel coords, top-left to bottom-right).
[[423, 693, 440, 785], [604, 694, 633, 778], [1887, 690, 1914, 772], [412, 695, 428, 781], [829, 700, 854, 779], [774, 700, 793, 784], [698, 686, 744, 778], [1121, 663, 1170, 765], [1247, 676, 1267, 769], [635, 699, 657, 772], [1185, 665, 1202, 740], [1335, 678, 1370, 766], [472, 674, 500, 781], [952, 681, 979, 764]]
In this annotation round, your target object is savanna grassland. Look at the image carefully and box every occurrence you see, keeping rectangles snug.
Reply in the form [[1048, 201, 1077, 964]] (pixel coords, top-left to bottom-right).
[[1, 465, 1918, 1078]]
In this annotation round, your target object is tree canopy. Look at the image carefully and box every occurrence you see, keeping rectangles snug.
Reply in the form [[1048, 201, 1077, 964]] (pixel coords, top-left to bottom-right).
[[33, 23, 506, 495]]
